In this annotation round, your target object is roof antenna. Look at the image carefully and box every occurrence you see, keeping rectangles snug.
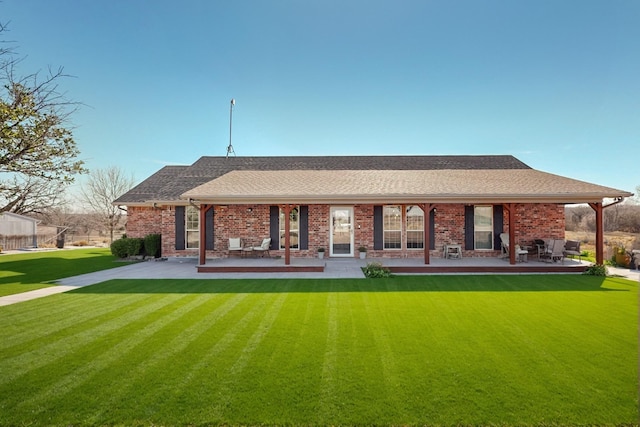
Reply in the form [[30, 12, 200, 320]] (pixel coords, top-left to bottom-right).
[[226, 98, 236, 158]]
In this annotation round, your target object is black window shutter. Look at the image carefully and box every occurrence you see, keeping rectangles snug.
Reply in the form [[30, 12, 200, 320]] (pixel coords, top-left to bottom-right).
[[429, 209, 436, 250], [373, 206, 383, 250], [299, 206, 309, 250], [175, 206, 185, 250], [464, 205, 474, 250], [269, 206, 279, 250], [493, 205, 503, 250], [205, 207, 214, 250]]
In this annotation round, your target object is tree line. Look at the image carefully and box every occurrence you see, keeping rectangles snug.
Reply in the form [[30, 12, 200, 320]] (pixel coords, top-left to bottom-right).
[[565, 200, 640, 234]]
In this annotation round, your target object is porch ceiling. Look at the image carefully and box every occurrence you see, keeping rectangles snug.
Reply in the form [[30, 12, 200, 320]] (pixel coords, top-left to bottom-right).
[[181, 169, 632, 205]]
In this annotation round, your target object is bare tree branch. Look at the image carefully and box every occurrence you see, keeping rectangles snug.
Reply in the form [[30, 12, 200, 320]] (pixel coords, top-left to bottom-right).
[[0, 19, 85, 213], [79, 166, 136, 243]]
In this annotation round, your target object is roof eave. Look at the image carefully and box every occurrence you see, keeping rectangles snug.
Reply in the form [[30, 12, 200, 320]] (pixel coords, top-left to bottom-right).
[[111, 199, 191, 207], [181, 192, 633, 205]]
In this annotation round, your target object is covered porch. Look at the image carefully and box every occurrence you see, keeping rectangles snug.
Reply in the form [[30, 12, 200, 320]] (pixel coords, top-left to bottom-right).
[[183, 169, 632, 269]]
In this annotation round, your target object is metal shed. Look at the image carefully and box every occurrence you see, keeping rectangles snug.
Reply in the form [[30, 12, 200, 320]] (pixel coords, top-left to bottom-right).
[[0, 212, 38, 250]]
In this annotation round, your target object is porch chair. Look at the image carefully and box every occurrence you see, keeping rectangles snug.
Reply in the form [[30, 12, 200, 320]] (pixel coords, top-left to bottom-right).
[[499, 233, 509, 258], [499, 233, 528, 262], [228, 238, 243, 256], [252, 238, 272, 257], [563, 240, 582, 262], [543, 239, 565, 264], [539, 239, 554, 262], [533, 239, 546, 260]]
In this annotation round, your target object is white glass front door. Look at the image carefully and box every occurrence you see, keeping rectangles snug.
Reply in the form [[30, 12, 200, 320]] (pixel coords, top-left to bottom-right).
[[330, 206, 354, 257]]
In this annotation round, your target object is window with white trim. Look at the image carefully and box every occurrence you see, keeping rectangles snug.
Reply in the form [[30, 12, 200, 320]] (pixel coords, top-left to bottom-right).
[[383, 205, 402, 249], [474, 205, 493, 250], [406, 205, 424, 249], [279, 206, 299, 250], [185, 205, 199, 249]]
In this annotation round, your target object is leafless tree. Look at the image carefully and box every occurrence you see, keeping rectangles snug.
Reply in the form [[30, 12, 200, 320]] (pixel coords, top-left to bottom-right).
[[79, 166, 136, 243], [0, 175, 67, 215]]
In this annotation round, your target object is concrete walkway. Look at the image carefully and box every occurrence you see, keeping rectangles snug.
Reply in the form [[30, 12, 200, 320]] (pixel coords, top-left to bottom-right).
[[1, 258, 638, 307], [0, 258, 367, 307]]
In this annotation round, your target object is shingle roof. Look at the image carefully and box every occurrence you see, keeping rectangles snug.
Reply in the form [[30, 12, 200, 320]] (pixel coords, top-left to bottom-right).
[[182, 169, 632, 204], [114, 165, 188, 204], [114, 155, 531, 204]]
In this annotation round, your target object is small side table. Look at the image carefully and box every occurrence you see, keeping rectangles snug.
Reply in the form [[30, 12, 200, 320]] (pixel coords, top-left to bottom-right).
[[516, 245, 529, 262], [241, 247, 254, 258]]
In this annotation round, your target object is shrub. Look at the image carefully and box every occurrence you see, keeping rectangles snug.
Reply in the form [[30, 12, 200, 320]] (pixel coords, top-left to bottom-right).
[[144, 234, 162, 258], [111, 237, 145, 259], [110, 238, 129, 258], [126, 238, 145, 258], [362, 262, 391, 278], [583, 264, 608, 276]]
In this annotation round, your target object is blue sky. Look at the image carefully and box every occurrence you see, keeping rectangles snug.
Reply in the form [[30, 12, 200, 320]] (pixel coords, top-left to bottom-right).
[[3, 0, 639, 194]]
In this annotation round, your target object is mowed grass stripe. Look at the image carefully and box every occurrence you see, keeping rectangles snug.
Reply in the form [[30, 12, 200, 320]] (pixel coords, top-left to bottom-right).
[[361, 291, 411, 422], [8, 293, 210, 417], [208, 292, 289, 420], [132, 291, 284, 424], [201, 289, 330, 425], [0, 248, 125, 297], [0, 276, 636, 426], [318, 291, 338, 420], [0, 293, 175, 386], [0, 292, 154, 355], [61, 292, 249, 425]]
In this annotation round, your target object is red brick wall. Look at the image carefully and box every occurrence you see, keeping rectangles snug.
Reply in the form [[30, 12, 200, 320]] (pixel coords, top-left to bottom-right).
[[125, 202, 565, 259], [126, 206, 163, 237], [126, 206, 182, 257], [511, 203, 565, 242], [212, 204, 331, 258]]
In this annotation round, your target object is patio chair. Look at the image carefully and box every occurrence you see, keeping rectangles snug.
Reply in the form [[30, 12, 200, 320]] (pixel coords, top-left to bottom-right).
[[228, 238, 243, 256], [563, 240, 582, 262], [540, 239, 552, 262], [499, 233, 509, 258], [499, 233, 528, 262], [252, 238, 271, 257], [544, 239, 565, 264], [533, 239, 546, 260]]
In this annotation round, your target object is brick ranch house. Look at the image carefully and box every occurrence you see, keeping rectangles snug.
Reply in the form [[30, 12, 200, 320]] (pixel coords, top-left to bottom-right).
[[114, 155, 632, 267]]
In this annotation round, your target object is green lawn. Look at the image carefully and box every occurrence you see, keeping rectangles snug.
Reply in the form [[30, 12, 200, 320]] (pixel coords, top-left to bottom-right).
[[0, 248, 125, 296], [0, 275, 636, 426]]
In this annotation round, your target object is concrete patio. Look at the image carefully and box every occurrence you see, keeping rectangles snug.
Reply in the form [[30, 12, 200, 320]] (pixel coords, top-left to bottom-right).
[[196, 254, 591, 274], [0, 255, 637, 307]]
